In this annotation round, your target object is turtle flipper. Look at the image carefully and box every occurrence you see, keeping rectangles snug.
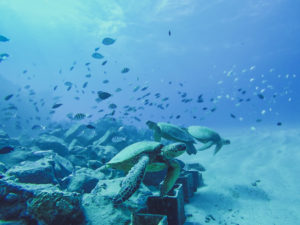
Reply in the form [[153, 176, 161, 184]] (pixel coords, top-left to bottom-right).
[[113, 154, 149, 204], [185, 142, 197, 155], [213, 142, 223, 155], [160, 159, 181, 196], [197, 141, 214, 151], [146, 120, 162, 141]]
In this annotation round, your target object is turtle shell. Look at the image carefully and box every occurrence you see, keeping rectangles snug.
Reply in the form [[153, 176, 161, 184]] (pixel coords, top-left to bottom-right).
[[107, 141, 163, 171], [157, 122, 194, 142], [187, 126, 220, 143]]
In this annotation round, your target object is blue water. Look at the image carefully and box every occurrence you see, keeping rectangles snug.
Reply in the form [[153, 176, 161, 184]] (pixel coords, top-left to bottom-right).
[[1, 1, 300, 224], [0, 0, 299, 133]]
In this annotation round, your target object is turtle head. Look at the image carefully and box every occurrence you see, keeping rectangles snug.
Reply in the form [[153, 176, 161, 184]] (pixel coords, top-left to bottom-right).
[[222, 139, 231, 145], [146, 120, 157, 129], [162, 143, 186, 159]]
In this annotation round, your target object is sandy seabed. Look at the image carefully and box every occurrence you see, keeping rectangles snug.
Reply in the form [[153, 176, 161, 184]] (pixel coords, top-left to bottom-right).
[[179, 128, 300, 225]]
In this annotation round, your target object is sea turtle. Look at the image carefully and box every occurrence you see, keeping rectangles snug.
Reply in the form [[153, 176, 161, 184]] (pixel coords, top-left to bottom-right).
[[106, 141, 187, 204], [187, 126, 230, 155], [146, 121, 197, 155]]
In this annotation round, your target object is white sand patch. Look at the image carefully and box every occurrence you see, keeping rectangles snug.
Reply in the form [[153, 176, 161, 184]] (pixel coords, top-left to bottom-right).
[[179, 128, 300, 225]]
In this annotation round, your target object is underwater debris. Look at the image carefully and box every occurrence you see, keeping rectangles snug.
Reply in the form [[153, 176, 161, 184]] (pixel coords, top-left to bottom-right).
[[102, 37, 116, 45]]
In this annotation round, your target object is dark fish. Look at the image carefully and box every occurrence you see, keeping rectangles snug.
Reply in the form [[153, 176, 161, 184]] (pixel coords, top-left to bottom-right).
[[230, 113, 236, 119], [74, 97, 80, 100], [32, 125, 44, 130], [162, 97, 169, 102], [109, 103, 117, 109], [85, 74, 92, 78], [86, 124, 96, 129], [133, 116, 141, 122], [4, 94, 14, 101], [92, 52, 104, 59], [102, 60, 107, 66], [0, 146, 14, 154], [102, 79, 109, 84], [202, 107, 207, 111], [197, 95, 204, 103], [0, 53, 9, 62], [67, 86, 72, 91], [256, 119, 262, 123], [238, 88, 242, 92], [277, 122, 282, 126], [85, 62, 91, 66], [210, 107, 216, 112], [121, 68, 130, 73], [64, 81, 72, 86], [70, 66, 74, 71], [257, 94, 264, 99], [246, 98, 251, 102], [73, 113, 86, 120], [102, 37, 116, 45], [242, 90, 246, 95], [115, 88, 122, 92], [97, 91, 112, 100], [176, 115, 181, 119], [0, 35, 9, 42], [95, 47, 100, 51], [23, 70, 27, 74], [82, 82, 88, 88], [53, 85, 58, 91], [52, 103, 63, 109], [168, 30, 171, 36]]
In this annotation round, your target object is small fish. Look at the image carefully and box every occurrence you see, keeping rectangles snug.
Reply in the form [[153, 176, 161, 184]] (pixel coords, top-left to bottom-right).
[[97, 91, 112, 100], [0, 35, 9, 42], [111, 136, 126, 143], [32, 125, 45, 130], [92, 52, 104, 59], [4, 94, 14, 101], [109, 103, 117, 109], [257, 94, 264, 99], [85, 74, 92, 78], [64, 81, 72, 87], [102, 37, 116, 45], [86, 124, 96, 129], [73, 113, 86, 120], [53, 85, 58, 91], [277, 122, 282, 126], [197, 95, 204, 103], [102, 79, 109, 84], [210, 107, 216, 112], [230, 113, 236, 119], [176, 115, 181, 119], [256, 119, 262, 123], [95, 47, 100, 51], [115, 88, 122, 92], [52, 103, 63, 109], [202, 107, 207, 111], [121, 68, 130, 73], [0, 146, 14, 154], [82, 82, 88, 88], [85, 62, 91, 66], [70, 66, 74, 71], [168, 30, 171, 36], [102, 60, 107, 66]]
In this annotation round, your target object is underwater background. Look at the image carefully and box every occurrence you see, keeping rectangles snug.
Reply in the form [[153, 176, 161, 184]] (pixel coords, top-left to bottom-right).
[[0, 0, 299, 225]]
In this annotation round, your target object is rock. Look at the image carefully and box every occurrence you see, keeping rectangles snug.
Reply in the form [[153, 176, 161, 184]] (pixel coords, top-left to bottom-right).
[[0, 162, 7, 173], [76, 129, 97, 146], [93, 145, 119, 164], [0, 174, 58, 222], [82, 194, 131, 225], [68, 155, 88, 167], [68, 145, 98, 167], [35, 135, 68, 156], [87, 160, 102, 170], [64, 124, 85, 143], [93, 128, 117, 146], [48, 128, 65, 137], [91, 178, 152, 207], [67, 168, 104, 193], [28, 191, 85, 225], [52, 154, 74, 180], [0, 129, 9, 139], [7, 158, 58, 185], [0, 138, 20, 149], [0, 146, 31, 169]]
